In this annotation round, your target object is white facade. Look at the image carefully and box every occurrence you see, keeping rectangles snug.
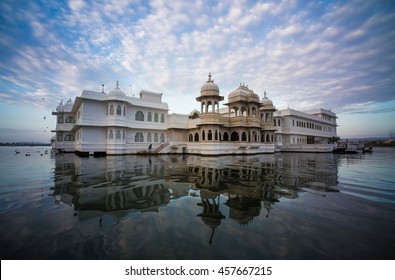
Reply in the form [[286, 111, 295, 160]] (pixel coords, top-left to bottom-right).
[[273, 108, 337, 152], [52, 76, 338, 155], [52, 82, 168, 155]]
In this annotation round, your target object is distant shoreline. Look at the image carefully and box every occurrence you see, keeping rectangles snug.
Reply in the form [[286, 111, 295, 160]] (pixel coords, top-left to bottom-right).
[[0, 142, 51, 147]]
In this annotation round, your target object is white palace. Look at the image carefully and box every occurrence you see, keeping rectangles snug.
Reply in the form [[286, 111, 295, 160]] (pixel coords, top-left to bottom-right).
[[52, 74, 337, 156]]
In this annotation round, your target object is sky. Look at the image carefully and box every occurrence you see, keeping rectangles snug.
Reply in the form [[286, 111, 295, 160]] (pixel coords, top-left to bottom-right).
[[0, 0, 394, 142]]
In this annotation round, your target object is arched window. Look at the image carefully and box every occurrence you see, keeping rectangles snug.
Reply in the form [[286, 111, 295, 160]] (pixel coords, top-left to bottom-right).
[[223, 132, 229, 141], [116, 105, 122, 115], [109, 130, 114, 139], [58, 117, 63, 123], [208, 130, 212, 140], [116, 130, 121, 139], [57, 133, 63, 141], [135, 111, 144, 121], [123, 106, 126, 116], [154, 113, 158, 122], [266, 134, 270, 142], [154, 133, 158, 142], [160, 113, 165, 123], [278, 119, 281, 126], [135, 132, 144, 142], [147, 133, 152, 142], [65, 116, 75, 123], [231, 131, 239, 141], [189, 134, 193, 141], [214, 130, 218, 141], [148, 112, 152, 122], [160, 133, 165, 142], [241, 132, 247, 141], [65, 134, 75, 141], [202, 130, 206, 141], [194, 132, 199, 141], [110, 105, 114, 115]]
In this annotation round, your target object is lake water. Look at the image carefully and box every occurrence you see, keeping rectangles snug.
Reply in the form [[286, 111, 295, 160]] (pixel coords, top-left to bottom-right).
[[0, 146, 394, 260]]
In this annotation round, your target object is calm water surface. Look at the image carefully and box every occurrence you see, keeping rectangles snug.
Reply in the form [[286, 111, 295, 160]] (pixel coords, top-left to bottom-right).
[[0, 146, 394, 259]]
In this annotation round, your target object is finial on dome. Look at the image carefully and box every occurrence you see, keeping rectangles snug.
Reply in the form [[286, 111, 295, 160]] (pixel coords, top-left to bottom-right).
[[208, 72, 212, 82], [101, 84, 105, 93], [116, 81, 119, 88], [264, 91, 267, 98]]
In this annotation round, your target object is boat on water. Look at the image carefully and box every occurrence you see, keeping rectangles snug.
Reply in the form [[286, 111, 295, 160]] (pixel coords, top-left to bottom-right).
[[362, 146, 373, 153], [333, 141, 359, 154]]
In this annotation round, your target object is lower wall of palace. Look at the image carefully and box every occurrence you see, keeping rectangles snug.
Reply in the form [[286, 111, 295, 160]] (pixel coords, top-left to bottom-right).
[[276, 144, 334, 153], [54, 141, 335, 156]]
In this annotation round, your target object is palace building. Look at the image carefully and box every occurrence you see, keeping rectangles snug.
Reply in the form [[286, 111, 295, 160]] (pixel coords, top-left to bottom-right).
[[52, 74, 337, 155]]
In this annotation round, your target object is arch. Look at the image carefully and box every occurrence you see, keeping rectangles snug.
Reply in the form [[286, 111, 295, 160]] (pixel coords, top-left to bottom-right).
[[160, 113, 165, 123], [116, 130, 121, 139], [223, 132, 229, 141], [135, 111, 144, 121], [189, 134, 193, 141], [241, 106, 247, 116], [266, 134, 270, 142], [194, 132, 199, 141], [214, 130, 218, 141], [207, 101, 213, 113], [202, 130, 206, 141], [252, 131, 257, 142], [208, 129, 212, 140], [231, 131, 239, 141], [230, 106, 238, 117], [154, 113, 158, 122], [116, 105, 122, 115], [65, 116, 75, 123], [148, 112, 152, 122], [109, 130, 114, 140], [160, 133, 165, 142], [147, 133, 152, 142], [154, 133, 158, 142], [135, 132, 144, 142], [64, 134, 75, 141], [251, 107, 257, 117], [110, 105, 114, 115], [241, 132, 247, 141]]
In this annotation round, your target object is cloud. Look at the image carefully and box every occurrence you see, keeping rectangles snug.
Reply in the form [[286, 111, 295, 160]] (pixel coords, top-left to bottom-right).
[[0, 0, 394, 120]]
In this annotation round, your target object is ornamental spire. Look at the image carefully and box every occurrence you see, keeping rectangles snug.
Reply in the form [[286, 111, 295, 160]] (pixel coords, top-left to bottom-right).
[[208, 72, 213, 82]]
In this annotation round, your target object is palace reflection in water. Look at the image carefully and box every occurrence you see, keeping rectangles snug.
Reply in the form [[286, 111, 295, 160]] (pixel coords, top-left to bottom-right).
[[51, 152, 339, 255]]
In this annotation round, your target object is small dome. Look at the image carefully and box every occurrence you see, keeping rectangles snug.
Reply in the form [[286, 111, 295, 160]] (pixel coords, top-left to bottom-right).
[[200, 73, 219, 94], [261, 91, 273, 107], [63, 98, 74, 112], [56, 101, 64, 111], [108, 81, 126, 97], [228, 83, 259, 103]]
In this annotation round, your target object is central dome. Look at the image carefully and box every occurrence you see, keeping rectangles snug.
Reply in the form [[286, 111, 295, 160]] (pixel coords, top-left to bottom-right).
[[228, 83, 260, 103], [108, 81, 126, 97], [200, 73, 219, 94]]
